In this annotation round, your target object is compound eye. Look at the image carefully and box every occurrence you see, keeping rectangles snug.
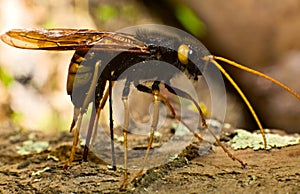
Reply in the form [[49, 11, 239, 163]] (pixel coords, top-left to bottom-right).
[[178, 44, 192, 65]]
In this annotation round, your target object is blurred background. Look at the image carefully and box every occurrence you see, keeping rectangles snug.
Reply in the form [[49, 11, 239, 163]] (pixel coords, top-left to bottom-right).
[[0, 0, 300, 133]]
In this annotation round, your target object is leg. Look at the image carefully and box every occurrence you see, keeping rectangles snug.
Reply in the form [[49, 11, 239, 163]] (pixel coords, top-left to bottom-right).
[[136, 83, 204, 142], [164, 83, 207, 129], [89, 82, 110, 151], [64, 61, 101, 168], [83, 65, 107, 161], [120, 79, 131, 189], [82, 106, 97, 161], [108, 79, 117, 170], [132, 81, 160, 180], [164, 83, 245, 167], [138, 83, 245, 167]]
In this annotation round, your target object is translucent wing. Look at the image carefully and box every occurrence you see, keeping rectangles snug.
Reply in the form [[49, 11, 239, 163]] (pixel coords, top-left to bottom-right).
[[1, 28, 149, 52]]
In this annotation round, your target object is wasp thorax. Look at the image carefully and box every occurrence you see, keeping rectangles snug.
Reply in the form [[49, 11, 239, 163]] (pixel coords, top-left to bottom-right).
[[177, 44, 191, 65]]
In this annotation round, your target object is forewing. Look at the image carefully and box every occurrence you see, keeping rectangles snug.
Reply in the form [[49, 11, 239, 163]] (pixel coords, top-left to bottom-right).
[[1, 28, 149, 52]]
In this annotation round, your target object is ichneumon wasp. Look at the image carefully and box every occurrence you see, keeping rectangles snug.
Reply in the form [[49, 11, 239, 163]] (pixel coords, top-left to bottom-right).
[[2, 24, 300, 188]]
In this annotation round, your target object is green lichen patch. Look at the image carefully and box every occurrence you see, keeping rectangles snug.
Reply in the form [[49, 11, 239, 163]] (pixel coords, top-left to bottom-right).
[[231, 129, 300, 150], [16, 140, 49, 155]]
